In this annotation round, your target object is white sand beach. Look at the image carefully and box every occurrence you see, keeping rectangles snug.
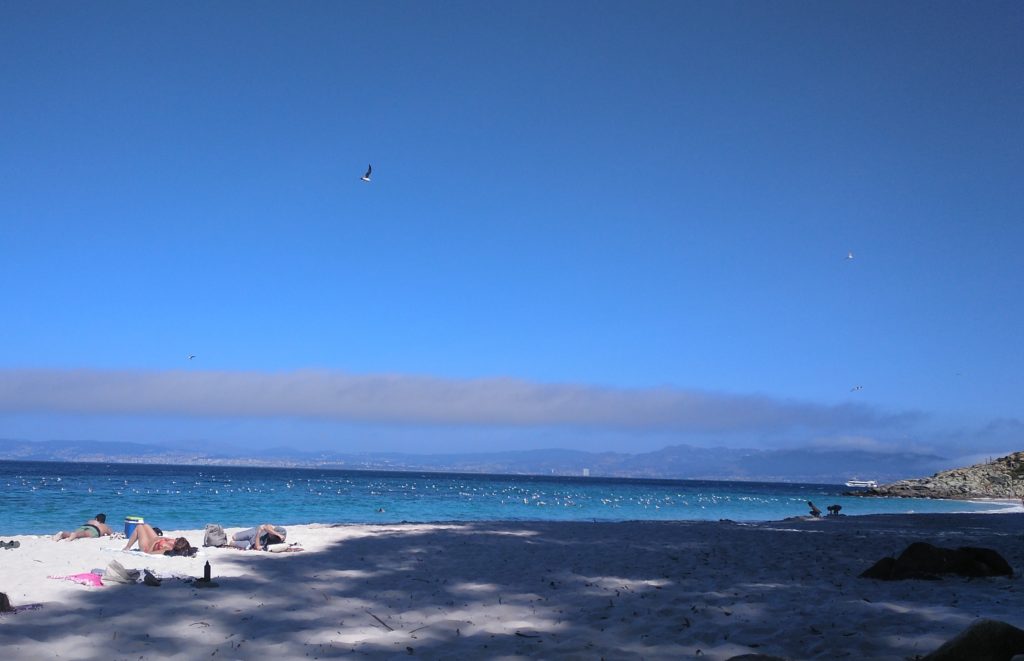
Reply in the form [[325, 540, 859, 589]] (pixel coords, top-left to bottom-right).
[[1, 513, 1023, 659]]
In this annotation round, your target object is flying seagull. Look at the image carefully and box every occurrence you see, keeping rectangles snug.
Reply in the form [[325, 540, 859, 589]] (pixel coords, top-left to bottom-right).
[[187, 354, 196, 360], [846, 251, 854, 260], [850, 385, 863, 392], [361, 165, 372, 182]]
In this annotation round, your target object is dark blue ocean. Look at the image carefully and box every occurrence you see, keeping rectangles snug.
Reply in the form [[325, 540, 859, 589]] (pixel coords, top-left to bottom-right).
[[1, 460, 1016, 535]]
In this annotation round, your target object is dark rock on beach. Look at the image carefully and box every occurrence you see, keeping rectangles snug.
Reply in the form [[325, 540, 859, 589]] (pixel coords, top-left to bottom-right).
[[923, 619, 1024, 661], [851, 451, 1024, 500], [860, 542, 1012, 580]]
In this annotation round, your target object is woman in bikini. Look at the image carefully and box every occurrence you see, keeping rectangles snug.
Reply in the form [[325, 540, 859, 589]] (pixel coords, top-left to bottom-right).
[[123, 523, 194, 556]]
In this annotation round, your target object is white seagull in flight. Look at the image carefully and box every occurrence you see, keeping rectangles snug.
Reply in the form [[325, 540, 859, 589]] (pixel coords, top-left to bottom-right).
[[850, 385, 863, 392], [361, 165, 372, 182], [187, 354, 196, 360], [846, 251, 854, 260]]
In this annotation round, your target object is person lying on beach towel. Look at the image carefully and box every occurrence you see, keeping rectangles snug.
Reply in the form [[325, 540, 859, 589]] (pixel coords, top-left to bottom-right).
[[230, 524, 286, 551], [53, 513, 114, 541], [123, 523, 196, 556]]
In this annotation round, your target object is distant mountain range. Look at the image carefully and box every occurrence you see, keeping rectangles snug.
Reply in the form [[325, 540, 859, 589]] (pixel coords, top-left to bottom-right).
[[0, 438, 955, 484]]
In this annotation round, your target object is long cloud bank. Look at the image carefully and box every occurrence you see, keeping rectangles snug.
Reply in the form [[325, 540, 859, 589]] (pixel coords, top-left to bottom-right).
[[0, 368, 913, 433]]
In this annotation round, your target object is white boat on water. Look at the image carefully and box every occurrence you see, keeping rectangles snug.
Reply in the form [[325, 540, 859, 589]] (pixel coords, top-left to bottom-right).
[[845, 479, 878, 488]]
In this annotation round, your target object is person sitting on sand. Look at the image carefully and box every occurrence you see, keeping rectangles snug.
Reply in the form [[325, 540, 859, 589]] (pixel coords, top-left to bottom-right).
[[123, 523, 195, 556], [53, 513, 115, 541], [230, 524, 287, 551]]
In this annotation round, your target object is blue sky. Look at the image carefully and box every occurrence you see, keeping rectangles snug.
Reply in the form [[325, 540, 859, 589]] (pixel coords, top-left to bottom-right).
[[1, 2, 1021, 460]]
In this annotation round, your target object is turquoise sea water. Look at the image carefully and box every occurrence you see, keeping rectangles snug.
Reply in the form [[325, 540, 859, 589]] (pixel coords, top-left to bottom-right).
[[1, 460, 1017, 535]]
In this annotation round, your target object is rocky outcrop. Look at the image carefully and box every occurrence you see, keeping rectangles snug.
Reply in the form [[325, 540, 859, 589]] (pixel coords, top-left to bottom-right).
[[860, 542, 1013, 580], [855, 451, 1024, 499], [923, 619, 1024, 661]]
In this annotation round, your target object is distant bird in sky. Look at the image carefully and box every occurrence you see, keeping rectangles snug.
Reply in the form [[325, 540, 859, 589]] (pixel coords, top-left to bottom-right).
[[846, 251, 854, 260], [187, 354, 196, 360], [361, 164, 372, 182], [850, 385, 863, 392]]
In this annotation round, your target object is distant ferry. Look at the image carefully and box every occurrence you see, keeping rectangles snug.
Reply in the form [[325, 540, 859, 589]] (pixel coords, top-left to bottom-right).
[[845, 479, 878, 488]]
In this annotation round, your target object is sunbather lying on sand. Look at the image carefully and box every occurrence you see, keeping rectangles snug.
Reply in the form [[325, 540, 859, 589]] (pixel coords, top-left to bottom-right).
[[53, 513, 114, 541], [123, 523, 195, 556], [231, 524, 286, 551]]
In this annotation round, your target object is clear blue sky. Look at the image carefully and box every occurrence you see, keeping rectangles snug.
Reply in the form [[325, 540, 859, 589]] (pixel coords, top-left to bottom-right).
[[2, 2, 1021, 460]]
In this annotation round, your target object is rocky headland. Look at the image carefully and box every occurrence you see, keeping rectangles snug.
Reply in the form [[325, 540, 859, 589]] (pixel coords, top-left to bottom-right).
[[856, 451, 1024, 500]]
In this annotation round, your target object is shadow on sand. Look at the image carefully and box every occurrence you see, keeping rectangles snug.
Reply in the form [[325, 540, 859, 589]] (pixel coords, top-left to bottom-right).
[[3, 515, 1023, 659]]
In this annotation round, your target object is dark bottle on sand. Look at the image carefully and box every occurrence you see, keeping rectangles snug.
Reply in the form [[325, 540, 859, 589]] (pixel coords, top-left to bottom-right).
[[204, 561, 211, 582]]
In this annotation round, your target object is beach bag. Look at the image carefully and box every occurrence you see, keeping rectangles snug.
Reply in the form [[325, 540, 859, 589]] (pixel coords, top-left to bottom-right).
[[203, 523, 228, 548]]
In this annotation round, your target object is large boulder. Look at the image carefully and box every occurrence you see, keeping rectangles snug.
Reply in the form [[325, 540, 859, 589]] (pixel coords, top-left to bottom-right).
[[860, 542, 1012, 580], [923, 619, 1024, 661]]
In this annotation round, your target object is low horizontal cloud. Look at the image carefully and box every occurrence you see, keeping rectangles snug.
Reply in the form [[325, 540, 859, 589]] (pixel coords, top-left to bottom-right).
[[0, 368, 914, 434]]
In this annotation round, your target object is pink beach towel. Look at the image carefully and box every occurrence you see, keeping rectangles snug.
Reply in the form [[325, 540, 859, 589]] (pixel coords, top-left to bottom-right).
[[48, 573, 104, 587]]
